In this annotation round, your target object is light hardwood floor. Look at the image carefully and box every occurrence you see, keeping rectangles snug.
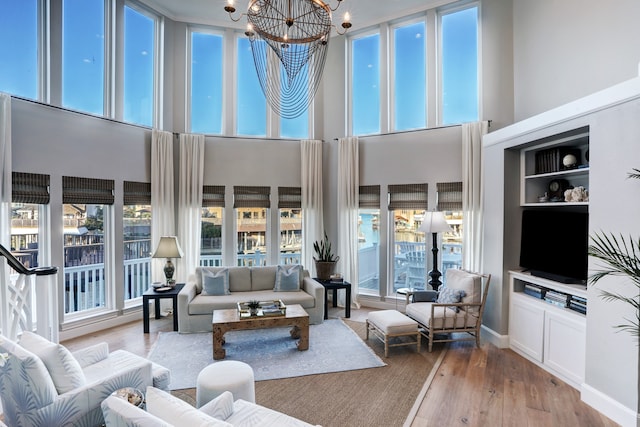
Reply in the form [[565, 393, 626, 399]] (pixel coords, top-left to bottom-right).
[[61, 308, 619, 427]]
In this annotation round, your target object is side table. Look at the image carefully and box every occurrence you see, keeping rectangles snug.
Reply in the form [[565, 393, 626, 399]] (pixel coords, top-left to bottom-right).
[[142, 283, 184, 333], [314, 278, 351, 320]]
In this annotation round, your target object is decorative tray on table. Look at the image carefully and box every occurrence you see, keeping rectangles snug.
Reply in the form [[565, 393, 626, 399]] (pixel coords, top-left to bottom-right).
[[237, 300, 286, 318]]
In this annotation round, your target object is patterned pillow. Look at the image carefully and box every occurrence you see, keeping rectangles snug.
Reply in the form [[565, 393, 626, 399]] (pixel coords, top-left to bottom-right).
[[200, 391, 235, 421], [274, 264, 302, 292], [146, 386, 232, 426], [202, 268, 230, 296], [19, 331, 86, 394], [436, 286, 466, 312]]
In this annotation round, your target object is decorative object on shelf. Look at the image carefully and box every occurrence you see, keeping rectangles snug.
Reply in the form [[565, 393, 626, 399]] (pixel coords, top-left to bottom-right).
[[418, 211, 452, 291], [223, 0, 352, 119], [535, 147, 581, 173], [238, 300, 287, 318], [152, 236, 184, 286], [564, 186, 589, 203], [548, 178, 570, 201], [313, 232, 339, 280], [538, 192, 549, 203], [588, 168, 640, 342], [562, 153, 578, 169]]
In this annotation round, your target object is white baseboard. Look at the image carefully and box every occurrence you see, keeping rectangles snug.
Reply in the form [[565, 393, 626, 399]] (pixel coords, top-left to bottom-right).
[[581, 383, 639, 427], [481, 325, 509, 348]]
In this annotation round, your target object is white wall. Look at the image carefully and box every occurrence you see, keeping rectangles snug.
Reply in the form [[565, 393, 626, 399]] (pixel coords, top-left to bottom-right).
[[513, 0, 640, 121]]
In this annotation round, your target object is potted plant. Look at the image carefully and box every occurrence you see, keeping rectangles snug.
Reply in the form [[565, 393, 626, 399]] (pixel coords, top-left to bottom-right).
[[246, 300, 261, 316], [588, 168, 640, 342], [313, 232, 339, 280]]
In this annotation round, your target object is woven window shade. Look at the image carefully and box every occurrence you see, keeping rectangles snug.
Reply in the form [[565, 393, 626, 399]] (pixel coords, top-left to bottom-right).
[[388, 183, 428, 210], [359, 185, 380, 208], [63, 176, 115, 205], [12, 172, 50, 204], [437, 182, 463, 211], [278, 187, 302, 209], [233, 186, 270, 208], [123, 181, 151, 205], [203, 185, 225, 207]]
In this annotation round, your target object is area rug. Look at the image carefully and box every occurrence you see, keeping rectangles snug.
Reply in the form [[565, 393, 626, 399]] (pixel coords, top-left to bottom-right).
[[148, 319, 386, 390]]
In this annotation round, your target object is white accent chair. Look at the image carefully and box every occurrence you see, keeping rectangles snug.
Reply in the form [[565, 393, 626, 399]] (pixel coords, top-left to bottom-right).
[[101, 386, 319, 427], [405, 269, 491, 352], [0, 332, 170, 427]]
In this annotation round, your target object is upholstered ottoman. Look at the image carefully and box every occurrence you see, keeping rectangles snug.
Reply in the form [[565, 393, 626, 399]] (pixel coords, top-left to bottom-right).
[[196, 360, 255, 407], [366, 309, 420, 357]]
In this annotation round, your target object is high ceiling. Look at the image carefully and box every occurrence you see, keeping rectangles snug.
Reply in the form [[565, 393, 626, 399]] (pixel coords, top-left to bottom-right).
[[139, 0, 454, 31]]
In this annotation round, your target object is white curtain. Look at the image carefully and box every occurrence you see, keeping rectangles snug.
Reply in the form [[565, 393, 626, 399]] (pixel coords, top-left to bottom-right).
[[462, 121, 489, 272], [337, 137, 359, 308], [151, 129, 175, 282], [0, 93, 11, 339], [177, 133, 204, 283], [301, 139, 324, 273]]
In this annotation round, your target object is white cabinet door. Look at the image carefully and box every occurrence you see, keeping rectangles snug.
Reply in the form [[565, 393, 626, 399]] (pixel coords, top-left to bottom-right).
[[509, 294, 545, 362], [544, 309, 586, 387]]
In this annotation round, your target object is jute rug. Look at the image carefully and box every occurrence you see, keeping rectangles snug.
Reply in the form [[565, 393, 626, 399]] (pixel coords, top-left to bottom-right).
[[172, 320, 445, 427]]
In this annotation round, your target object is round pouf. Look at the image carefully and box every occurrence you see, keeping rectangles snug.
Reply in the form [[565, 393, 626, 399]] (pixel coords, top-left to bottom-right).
[[196, 361, 255, 407]]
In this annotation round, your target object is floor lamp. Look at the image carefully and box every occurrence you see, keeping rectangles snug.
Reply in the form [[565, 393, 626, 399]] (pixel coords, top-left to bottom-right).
[[418, 211, 452, 291]]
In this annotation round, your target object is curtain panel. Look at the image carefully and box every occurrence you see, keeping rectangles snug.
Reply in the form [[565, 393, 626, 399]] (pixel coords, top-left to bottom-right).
[[178, 133, 205, 283], [301, 139, 323, 274], [151, 129, 175, 283], [337, 137, 359, 307], [462, 121, 489, 272]]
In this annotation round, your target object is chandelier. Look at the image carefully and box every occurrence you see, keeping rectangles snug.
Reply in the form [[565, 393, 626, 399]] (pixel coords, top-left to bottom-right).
[[225, 0, 352, 119]]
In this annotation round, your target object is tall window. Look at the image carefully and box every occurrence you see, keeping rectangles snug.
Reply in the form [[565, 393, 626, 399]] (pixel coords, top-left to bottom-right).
[[351, 32, 380, 136], [388, 184, 428, 293], [62, 176, 114, 316], [0, 0, 39, 99], [234, 186, 270, 266], [62, 0, 105, 115], [190, 30, 223, 134], [201, 185, 225, 267], [358, 186, 380, 295], [393, 20, 426, 131], [10, 173, 50, 272], [441, 5, 479, 125], [123, 5, 156, 126], [123, 182, 151, 303], [236, 37, 266, 136], [436, 182, 464, 278], [278, 187, 302, 265]]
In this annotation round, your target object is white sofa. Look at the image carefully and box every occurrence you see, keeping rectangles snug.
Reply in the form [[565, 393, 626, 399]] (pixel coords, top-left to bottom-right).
[[177, 265, 324, 333], [0, 332, 170, 427], [101, 386, 318, 427]]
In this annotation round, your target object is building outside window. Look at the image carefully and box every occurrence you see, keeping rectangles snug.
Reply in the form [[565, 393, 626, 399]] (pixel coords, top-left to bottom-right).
[[62, 0, 105, 115], [278, 187, 302, 265], [234, 186, 269, 266], [358, 185, 380, 295], [0, 0, 39, 99], [201, 185, 225, 267], [190, 30, 223, 134], [123, 181, 152, 303]]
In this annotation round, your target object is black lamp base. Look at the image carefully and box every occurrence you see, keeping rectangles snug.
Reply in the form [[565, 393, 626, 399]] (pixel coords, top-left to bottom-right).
[[428, 233, 442, 291]]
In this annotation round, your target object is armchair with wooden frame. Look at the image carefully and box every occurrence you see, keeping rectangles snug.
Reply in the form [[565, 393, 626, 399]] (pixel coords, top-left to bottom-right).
[[405, 269, 491, 352]]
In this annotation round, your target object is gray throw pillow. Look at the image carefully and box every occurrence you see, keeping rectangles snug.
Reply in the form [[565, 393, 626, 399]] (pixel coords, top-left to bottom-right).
[[436, 286, 466, 311], [274, 264, 301, 292], [202, 268, 230, 296]]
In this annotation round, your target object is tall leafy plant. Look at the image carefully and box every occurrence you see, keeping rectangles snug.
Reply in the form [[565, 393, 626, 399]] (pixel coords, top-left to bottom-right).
[[588, 168, 640, 341], [313, 232, 338, 262]]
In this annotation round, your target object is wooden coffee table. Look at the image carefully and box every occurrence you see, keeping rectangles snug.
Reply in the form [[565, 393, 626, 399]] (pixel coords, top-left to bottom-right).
[[212, 304, 309, 360]]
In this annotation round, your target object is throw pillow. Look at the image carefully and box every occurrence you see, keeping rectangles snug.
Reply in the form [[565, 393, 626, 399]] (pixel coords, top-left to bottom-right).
[[200, 391, 235, 421], [436, 286, 466, 312], [146, 386, 232, 427], [202, 268, 230, 296], [19, 331, 86, 394], [274, 264, 302, 292]]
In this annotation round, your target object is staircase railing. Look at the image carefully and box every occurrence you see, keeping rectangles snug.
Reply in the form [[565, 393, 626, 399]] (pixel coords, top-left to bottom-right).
[[0, 244, 59, 342]]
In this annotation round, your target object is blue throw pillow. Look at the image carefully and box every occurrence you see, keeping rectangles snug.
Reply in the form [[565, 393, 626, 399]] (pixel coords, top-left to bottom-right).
[[202, 269, 230, 296], [274, 265, 301, 292], [436, 286, 466, 312]]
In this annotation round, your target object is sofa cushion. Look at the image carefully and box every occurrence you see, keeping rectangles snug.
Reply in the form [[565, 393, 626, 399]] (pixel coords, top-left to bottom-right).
[[102, 395, 172, 427], [202, 268, 230, 296], [251, 266, 277, 291], [146, 386, 232, 426], [406, 302, 477, 329], [446, 269, 481, 306], [19, 331, 86, 394], [274, 264, 302, 292]]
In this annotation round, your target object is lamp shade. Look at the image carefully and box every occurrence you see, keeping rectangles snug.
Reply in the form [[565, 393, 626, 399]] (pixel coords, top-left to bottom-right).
[[152, 236, 184, 259], [418, 211, 452, 234]]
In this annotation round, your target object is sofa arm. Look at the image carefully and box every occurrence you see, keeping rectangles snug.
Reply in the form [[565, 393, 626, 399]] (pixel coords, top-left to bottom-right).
[[302, 277, 325, 324], [177, 281, 198, 331], [72, 342, 109, 368]]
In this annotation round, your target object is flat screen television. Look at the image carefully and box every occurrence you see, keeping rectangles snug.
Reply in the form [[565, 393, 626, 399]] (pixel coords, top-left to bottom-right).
[[519, 209, 588, 285]]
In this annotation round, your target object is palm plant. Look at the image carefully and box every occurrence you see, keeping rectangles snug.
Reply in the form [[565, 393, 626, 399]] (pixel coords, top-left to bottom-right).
[[313, 232, 338, 262], [588, 168, 640, 341]]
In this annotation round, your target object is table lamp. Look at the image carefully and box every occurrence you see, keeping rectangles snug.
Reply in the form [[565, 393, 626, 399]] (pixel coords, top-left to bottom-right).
[[418, 211, 452, 291], [152, 236, 183, 286]]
